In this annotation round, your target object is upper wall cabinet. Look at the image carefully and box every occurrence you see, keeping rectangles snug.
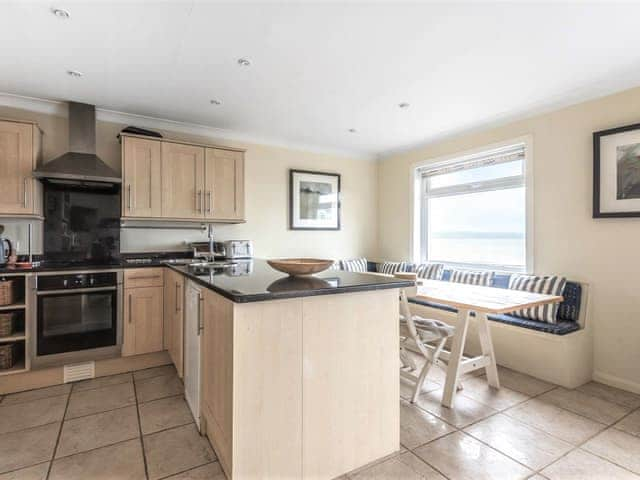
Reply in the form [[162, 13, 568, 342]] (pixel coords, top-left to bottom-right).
[[121, 134, 245, 223], [161, 142, 205, 219], [122, 136, 162, 218], [205, 148, 245, 221], [0, 119, 43, 217]]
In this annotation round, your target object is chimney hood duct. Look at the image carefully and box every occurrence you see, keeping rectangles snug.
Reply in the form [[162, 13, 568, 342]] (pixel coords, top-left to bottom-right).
[[33, 102, 121, 185]]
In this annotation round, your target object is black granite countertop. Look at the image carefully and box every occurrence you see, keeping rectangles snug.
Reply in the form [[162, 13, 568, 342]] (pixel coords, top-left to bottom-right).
[[167, 259, 412, 303], [0, 257, 412, 303]]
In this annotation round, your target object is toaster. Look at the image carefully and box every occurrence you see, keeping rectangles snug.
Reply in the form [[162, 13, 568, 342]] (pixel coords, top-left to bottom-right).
[[217, 240, 254, 259]]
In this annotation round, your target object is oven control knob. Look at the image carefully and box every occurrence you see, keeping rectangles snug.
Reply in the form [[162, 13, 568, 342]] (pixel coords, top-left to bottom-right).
[[89, 277, 95, 286], [63, 279, 68, 287]]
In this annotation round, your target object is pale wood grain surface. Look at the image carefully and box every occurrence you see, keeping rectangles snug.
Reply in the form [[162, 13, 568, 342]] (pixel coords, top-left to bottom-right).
[[415, 279, 563, 314]]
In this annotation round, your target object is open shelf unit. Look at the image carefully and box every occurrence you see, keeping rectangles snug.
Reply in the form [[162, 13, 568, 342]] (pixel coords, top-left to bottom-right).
[[0, 273, 31, 376]]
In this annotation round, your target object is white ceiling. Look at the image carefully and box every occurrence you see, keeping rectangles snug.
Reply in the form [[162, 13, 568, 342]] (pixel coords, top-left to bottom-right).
[[2, 2, 640, 159]]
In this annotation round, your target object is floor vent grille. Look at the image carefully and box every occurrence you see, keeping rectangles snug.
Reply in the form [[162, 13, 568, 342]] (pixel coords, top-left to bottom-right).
[[64, 362, 95, 383]]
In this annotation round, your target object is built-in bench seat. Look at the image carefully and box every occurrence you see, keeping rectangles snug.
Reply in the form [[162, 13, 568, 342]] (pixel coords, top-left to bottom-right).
[[341, 259, 592, 388]]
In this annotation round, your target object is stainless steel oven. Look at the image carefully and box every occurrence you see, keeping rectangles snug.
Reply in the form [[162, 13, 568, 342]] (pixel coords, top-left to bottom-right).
[[30, 270, 123, 368]]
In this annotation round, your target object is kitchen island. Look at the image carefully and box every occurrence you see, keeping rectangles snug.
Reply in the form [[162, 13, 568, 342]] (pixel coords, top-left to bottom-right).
[[169, 260, 410, 480]]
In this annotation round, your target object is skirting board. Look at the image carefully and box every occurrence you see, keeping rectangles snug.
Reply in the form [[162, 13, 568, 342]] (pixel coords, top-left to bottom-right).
[[593, 370, 640, 395]]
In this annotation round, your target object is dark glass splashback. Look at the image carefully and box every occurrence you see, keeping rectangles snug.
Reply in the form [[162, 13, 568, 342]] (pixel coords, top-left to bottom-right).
[[43, 183, 120, 262]]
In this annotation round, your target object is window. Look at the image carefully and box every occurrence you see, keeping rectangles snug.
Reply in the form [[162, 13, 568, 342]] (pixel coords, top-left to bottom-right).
[[417, 141, 530, 272]]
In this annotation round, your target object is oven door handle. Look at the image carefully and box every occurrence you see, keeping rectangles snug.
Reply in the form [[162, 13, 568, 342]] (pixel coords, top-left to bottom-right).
[[36, 286, 118, 296]]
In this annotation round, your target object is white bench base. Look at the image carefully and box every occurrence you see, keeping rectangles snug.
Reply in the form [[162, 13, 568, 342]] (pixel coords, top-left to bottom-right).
[[408, 303, 593, 389]]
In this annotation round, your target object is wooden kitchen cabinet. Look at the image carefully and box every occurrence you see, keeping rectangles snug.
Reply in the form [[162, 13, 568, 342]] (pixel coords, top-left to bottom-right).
[[201, 288, 234, 473], [121, 136, 162, 218], [204, 148, 244, 221], [161, 142, 205, 219], [163, 268, 184, 377], [0, 119, 43, 216], [123, 268, 164, 357], [119, 134, 245, 222]]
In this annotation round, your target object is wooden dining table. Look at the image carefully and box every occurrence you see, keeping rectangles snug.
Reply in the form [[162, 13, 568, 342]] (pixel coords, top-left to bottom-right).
[[413, 279, 563, 408]]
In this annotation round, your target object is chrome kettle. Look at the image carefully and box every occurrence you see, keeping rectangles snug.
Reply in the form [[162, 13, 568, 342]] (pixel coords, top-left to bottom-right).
[[0, 232, 12, 266]]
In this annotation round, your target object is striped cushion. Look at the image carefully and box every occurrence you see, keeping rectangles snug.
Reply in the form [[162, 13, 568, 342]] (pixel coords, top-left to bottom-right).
[[449, 269, 494, 286], [328, 261, 341, 270], [377, 261, 409, 275], [415, 263, 444, 280], [340, 258, 368, 272], [508, 274, 566, 324]]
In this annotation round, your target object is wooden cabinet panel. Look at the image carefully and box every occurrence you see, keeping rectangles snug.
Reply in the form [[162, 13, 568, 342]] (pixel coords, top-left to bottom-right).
[[164, 268, 184, 378], [123, 286, 164, 357], [204, 148, 244, 221], [301, 290, 399, 479], [201, 289, 235, 476], [0, 121, 36, 215], [161, 142, 205, 219], [122, 136, 161, 218], [231, 298, 303, 479], [124, 268, 164, 288]]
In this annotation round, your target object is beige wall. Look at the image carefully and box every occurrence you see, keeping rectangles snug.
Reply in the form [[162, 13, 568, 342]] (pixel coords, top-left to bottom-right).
[[378, 86, 640, 393], [0, 104, 377, 259]]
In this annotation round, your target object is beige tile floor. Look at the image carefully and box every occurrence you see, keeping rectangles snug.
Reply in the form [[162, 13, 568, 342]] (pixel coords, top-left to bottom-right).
[[2, 359, 640, 479]]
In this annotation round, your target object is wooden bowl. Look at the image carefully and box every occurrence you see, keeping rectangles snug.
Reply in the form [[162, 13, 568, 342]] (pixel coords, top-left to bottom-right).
[[267, 258, 335, 276]]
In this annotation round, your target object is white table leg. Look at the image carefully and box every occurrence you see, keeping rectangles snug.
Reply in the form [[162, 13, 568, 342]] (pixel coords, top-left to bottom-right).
[[442, 308, 470, 408], [477, 311, 500, 389]]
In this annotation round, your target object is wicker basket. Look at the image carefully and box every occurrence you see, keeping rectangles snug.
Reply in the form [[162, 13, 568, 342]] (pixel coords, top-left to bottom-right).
[[0, 343, 16, 370], [0, 311, 17, 336], [0, 280, 16, 306]]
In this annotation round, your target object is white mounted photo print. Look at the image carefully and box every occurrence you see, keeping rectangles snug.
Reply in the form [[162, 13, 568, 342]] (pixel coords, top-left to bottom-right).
[[289, 169, 341, 230]]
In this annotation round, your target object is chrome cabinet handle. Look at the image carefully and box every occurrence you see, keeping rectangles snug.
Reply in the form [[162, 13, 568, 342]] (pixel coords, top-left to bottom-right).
[[175, 282, 181, 313], [23, 178, 28, 208], [197, 293, 204, 336], [206, 191, 212, 213], [127, 185, 132, 210], [128, 274, 161, 280], [128, 293, 133, 324], [197, 190, 203, 213]]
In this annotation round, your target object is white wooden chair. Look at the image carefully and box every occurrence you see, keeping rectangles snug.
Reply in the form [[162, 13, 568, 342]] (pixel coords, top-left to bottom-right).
[[399, 288, 455, 403]]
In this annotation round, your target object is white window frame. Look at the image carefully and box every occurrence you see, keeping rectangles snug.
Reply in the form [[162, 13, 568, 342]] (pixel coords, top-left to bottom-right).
[[409, 135, 534, 273]]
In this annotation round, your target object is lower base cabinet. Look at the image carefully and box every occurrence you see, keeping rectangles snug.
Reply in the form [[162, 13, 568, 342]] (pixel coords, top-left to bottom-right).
[[123, 269, 164, 357], [199, 288, 399, 479], [163, 268, 184, 377]]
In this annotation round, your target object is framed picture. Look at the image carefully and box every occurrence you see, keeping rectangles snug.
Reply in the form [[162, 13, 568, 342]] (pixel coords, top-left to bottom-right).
[[289, 169, 341, 230], [594, 122, 640, 218]]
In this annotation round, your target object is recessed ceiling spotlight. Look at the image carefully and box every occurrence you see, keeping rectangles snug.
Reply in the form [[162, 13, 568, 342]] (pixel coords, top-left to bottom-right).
[[52, 8, 70, 19], [210, 99, 222, 105], [348, 128, 357, 133], [398, 102, 410, 109], [237, 58, 251, 67], [66, 70, 83, 78]]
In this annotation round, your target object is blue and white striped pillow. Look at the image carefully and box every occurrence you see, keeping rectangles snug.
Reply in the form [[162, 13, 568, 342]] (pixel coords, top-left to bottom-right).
[[377, 261, 409, 275], [508, 274, 566, 324], [415, 263, 444, 280], [449, 269, 494, 286], [340, 258, 368, 273]]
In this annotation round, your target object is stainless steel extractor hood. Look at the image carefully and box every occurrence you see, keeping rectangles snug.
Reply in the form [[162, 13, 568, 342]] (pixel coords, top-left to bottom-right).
[[33, 102, 121, 185]]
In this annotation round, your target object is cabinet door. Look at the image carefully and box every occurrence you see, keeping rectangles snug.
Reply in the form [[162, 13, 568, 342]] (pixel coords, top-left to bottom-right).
[[162, 142, 205, 219], [123, 286, 164, 356], [164, 269, 184, 377], [201, 289, 234, 472], [122, 137, 162, 218], [0, 121, 34, 215], [204, 148, 244, 221]]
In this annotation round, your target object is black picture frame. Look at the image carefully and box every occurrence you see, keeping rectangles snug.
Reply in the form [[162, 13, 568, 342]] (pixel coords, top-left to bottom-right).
[[593, 122, 640, 218], [289, 169, 341, 230]]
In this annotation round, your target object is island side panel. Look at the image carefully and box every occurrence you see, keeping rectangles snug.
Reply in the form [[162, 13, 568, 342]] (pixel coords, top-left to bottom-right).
[[232, 297, 304, 479], [302, 288, 400, 479], [201, 288, 235, 477]]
